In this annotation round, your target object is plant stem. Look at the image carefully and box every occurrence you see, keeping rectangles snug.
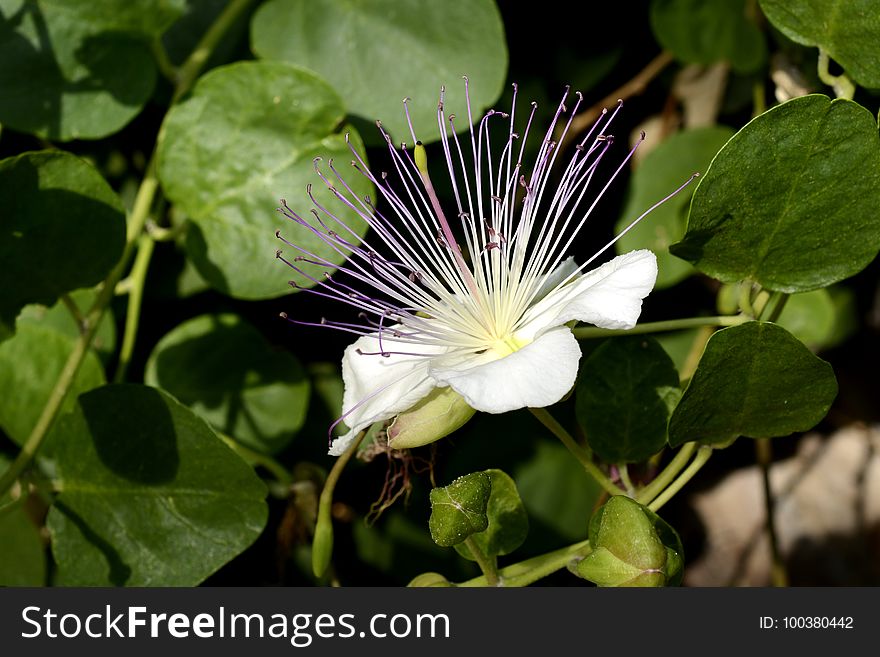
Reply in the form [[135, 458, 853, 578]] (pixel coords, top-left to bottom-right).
[[463, 537, 499, 586], [114, 234, 155, 382], [766, 293, 789, 323], [637, 442, 697, 506], [0, 4, 253, 498], [59, 294, 85, 333], [756, 438, 788, 586], [572, 314, 747, 340], [459, 539, 592, 587], [817, 48, 855, 100], [739, 283, 756, 318], [216, 432, 292, 487], [528, 407, 620, 497], [617, 463, 636, 497], [647, 445, 713, 512], [150, 38, 178, 83]]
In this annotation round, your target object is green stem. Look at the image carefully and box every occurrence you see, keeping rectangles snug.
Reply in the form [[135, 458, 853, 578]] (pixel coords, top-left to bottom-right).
[[312, 431, 366, 578], [172, 0, 256, 103], [647, 445, 713, 513], [817, 49, 855, 100], [60, 294, 85, 332], [766, 293, 789, 323], [150, 38, 178, 83], [756, 439, 788, 586], [216, 432, 292, 486], [0, 482, 26, 518], [146, 219, 185, 242], [459, 539, 592, 587], [572, 314, 747, 340], [739, 283, 756, 318], [463, 537, 499, 586], [114, 234, 155, 383], [528, 407, 621, 497], [617, 463, 636, 497], [0, 4, 252, 499], [636, 442, 697, 506]]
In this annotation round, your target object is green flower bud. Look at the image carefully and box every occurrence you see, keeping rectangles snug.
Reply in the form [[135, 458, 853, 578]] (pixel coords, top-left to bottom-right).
[[387, 386, 476, 449], [408, 572, 455, 587], [573, 495, 684, 587]]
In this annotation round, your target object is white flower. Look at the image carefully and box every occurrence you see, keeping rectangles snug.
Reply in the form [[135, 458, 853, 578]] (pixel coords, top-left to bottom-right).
[[277, 81, 693, 455]]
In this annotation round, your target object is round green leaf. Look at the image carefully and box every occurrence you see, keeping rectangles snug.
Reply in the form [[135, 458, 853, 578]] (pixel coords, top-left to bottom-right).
[[0, 0, 160, 140], [17, 287, 116, 363], [157, 61, 373, 299], [0, 456, 46, 586], [759, 0, 880, 88], [576, 337, 681, 463], [668, 321, 838, 446], [617, 127, 734, 288], [0, 323, 105, 446], [0, 151, 126, 336], [250, 0, 508, 143], [650, 0, 766, 72], [428, 472, 491, 547], [144, 313, 310, 454], [775, 289, 836, 350], [45, 384, 268, 586], [671, 95, 880, 292], [454, 469, 528, 561]]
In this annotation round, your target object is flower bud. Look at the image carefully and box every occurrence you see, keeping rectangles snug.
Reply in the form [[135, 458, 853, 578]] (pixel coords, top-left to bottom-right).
[[387, 386, 476, 449]]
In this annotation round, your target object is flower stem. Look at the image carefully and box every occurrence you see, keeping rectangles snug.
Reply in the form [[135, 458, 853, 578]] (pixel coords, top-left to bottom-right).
[[647, 445, 713, 513], [59, 294, 85, 333], [114, 234, 155, 382], [756, 438, 789, 586], [817, 48, 855, 100], [636, 442, 697, 506], [528, 407, 620, 497], [572, 314, 747, 340], [216, 432, 292, 487], [459, 539, 592, 587], [462, 537, 499, 586]]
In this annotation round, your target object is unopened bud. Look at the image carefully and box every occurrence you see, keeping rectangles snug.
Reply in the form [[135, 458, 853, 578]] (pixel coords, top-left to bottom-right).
[[387, 386, 476, 449]]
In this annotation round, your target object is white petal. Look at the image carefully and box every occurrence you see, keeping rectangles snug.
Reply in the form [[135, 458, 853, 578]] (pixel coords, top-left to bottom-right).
[[520, 249, 657, 337], [329, 332, 446, 455], [428, 326, 581, 413]]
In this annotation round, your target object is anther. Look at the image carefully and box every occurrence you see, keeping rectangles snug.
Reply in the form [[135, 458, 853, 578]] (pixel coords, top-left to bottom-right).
[[275, 249, 283, 258]]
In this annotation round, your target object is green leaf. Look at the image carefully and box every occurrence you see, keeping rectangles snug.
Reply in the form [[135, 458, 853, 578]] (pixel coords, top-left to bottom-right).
[[0, 151, 126, 336], [250, 0, 508, 143], [671, 95, 880, 292], [775, 289, 836, 350], [0, 323, 105, 446], [513, 441, 603, 544], [576, 337, 680, 463], [428, 472, 491, 547], [0, 0, 162, 140], [0, 457, 46, 586], [45, 384, 268, 586], [157, 61, 373, 299], [17, 288, 116, 363], [617, 127, 734, 288], [668, 321, 838, 446], [759, 0, 880, 88], [454, 469, 528, 561], [650, 0, 766, 72], [575, 496, 683, 587], [144, 313, 310, 454]]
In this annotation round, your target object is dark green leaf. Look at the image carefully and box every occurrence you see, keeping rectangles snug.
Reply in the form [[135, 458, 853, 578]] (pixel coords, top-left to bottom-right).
[[672, 95, 880, 292], [0, 456, 46, 586], [454, 469, 528, 561], [617, 126, 734, 288], [45, 384, 268, 586], [0, 0, 162, 140], [250, 0, 508, 143], [576, 337, 680, 463], [0, 151, 125, 335], [776, 289, 836, 350], [651, 0, 766, 72], [17, 288, 116, 363], [0, 323, 105, 446], [157, 61, 372, 299], [144, 313, 310, 454], [513, 441, 603, 543], [759, 0, 880, 88], [428, 472, 491, 547], [574, 495, 683, 587], [668, 321, 838, 446]]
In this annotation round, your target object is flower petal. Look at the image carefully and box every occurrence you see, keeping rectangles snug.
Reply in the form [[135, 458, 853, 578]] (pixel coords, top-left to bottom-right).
[[520, 249, 658, 337], [329, 332, 446, 455], [428, 326, 581, 413]]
